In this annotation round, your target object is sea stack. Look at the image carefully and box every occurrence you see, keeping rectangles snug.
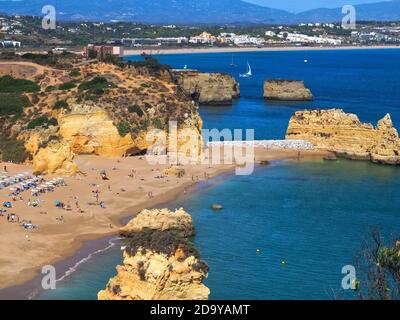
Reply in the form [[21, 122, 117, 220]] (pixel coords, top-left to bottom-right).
[[98, 208, 210, 300], [174, 71, 240, 105], [264, 80, 314, 101], [286, 108, 400, 165]]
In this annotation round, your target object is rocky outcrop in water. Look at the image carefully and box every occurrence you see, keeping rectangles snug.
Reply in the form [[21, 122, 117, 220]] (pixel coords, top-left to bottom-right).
[[286, 109, 400, 165], [98, 208, 210, 300], [174, 71, 240, 105], [264, 80, 314, 101]]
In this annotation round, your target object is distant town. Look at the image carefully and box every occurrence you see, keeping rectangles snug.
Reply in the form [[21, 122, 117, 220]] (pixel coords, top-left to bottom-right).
[[1, 14, 400, 53]]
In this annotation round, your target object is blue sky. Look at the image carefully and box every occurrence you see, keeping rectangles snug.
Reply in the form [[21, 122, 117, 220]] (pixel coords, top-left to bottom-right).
[[245, 0, 391, 12]]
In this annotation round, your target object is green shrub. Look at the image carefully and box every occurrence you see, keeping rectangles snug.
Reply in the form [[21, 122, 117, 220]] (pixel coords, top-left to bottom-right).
[[141, 83, 151, 89], [45, 85, 56, 92], [152, 118, 163, 129], [58, 81, 77, 90], [53, 100, 69, 110], [139, 119, 150, 130], [27, 116, 58, 129], [21, 53, 57, 66], [0, 137, 29, 163], [131, 56, 170, 71], [117, 121, 131, 137], [69, 70, 81, 77], [85, 95, 99, 102], [0, 76, 40, 93], [78, 77, 116, 91], [0, 93, 30, 116], [128, 105, 144, 117]]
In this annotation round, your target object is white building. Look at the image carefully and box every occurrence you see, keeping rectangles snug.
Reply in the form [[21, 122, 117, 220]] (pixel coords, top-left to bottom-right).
[[284, 32, 342, 45], [0, 40, 21, 47], [231, 34, 265, 46]]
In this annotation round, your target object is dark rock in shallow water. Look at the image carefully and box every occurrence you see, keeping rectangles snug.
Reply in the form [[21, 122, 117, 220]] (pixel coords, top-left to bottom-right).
[[259, 160, 270, 166], [323, 154, 338, 161], [211, 204, 224, 211]]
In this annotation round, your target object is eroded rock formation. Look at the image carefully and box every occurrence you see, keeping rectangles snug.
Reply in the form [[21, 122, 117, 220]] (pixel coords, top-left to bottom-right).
[[1, 61, 203, 175], [174, 71, 240, 105], [98, 208, 210, 300], [286, 109, 400, 164], [57, 105, 134, 157], [264, 80, 314, 101]]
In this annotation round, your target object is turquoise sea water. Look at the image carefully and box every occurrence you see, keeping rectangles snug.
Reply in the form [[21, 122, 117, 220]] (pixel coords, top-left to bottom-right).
[[36, 49, 400, 300]]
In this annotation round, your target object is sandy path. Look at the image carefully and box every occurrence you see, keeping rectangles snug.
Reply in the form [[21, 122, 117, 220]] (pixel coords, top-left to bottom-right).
[[0, 61, 50, 79]]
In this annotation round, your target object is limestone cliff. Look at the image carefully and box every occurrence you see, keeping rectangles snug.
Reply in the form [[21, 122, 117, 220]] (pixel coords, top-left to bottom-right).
[[57, 104, 134, 157], [286, 109, 400, 165], [264, 80, 314, 101], [174, 71, 240, 105], [0, 60, 203, 175], [98, 208, 210, 300]]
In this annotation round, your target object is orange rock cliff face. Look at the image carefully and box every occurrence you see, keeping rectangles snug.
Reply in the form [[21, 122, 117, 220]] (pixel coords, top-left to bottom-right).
[[286, 109, 400, 165], [1, 61, 204, 175], [264, 80, 314, 101], [98, 208, 210, 300], [174, 71, 240, 105]]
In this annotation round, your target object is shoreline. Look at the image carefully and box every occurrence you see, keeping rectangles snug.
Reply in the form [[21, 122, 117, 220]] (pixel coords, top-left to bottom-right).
[[123, 45, 400, 56], [0, 149, 327, 299], [0, 170, 235, 300], [0, 154, 234, 293]]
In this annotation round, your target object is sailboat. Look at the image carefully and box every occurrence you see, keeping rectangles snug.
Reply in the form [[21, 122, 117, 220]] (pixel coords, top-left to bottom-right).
[[230, 54, 236, 67], [240, 62, 252, 78]]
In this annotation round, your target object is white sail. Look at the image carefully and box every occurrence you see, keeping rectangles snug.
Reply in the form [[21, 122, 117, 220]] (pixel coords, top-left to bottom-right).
[[240, 61, 252, 78], [247, 62, 252, 76]]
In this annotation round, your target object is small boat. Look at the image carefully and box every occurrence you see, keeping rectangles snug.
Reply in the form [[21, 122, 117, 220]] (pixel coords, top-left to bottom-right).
[[230, 54, 236, 67], [304, 59, 308, 63], [240, 61, 252, 78]]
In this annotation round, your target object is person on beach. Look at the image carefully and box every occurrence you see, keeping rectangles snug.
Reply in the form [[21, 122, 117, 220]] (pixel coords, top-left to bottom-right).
[[100, 170, 109, 180]]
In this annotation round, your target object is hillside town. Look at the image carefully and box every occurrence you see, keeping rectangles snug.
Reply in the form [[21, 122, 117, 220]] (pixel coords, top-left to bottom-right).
[[1, 14, 400, 51]]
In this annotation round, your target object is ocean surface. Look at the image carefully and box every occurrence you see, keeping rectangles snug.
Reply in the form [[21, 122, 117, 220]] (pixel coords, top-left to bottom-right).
[[36, 49, 400, 300], [154, 48, 400, 139]]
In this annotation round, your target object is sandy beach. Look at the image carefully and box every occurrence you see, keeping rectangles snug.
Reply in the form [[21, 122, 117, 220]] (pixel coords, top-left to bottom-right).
[[0, 147, 327, 291], [123, 45, 400, 56]]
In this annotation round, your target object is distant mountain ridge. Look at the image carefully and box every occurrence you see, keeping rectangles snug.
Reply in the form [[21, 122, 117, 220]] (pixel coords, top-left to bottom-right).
[[296, 0, 400, 22], [0, 0, 399, 24]]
